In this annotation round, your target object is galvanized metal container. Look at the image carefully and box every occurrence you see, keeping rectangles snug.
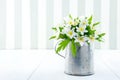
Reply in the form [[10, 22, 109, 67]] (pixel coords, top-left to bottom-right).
[[64, 43, 94, 76]]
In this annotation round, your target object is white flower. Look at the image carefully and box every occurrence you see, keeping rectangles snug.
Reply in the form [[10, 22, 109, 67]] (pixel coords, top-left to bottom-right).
[[75, 36, 86, 46], [88, 36, 95, 43], [76, 24, 87, 35], [73, 18, 80, 26], [68, 20, 75, 26], [64, 27, 75, 39], [80, 18, 88, 26], [64, 17, 73, 25], [64, 16, 77, 26], [73, 21, 78, 26]]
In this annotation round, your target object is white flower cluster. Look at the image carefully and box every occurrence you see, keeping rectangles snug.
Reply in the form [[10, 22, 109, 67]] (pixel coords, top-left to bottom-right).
[[51, 15, 105, 47], [50, 15, 105, 55], [58, 15, 95, 46]]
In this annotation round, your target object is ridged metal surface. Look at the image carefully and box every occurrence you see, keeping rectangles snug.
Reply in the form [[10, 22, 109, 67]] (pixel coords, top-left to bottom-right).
[[64, 44, 94, 76]]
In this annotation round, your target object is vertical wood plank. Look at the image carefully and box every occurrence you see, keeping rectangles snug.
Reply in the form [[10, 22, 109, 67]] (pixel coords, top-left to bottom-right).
[[93, 0, 101, 49], [6, 0, 15, 49], [53, 0, 62, 46], [46, 0, 54, 49], [30, 0, 38, 49], [22, 0, 31, 49], [15, 0, 22, 49], [62, 0, 69, 17], [109, 0, 117, 49], [78, 0, 85, 16], [0, 0, 6, 49], [69, 0, 78, 16], [85, 0, 93, 16], [38, 0, 47, 49], [117, 0, 120, 49], [55, 0, 63, 19], [101, 0, 110, 49]]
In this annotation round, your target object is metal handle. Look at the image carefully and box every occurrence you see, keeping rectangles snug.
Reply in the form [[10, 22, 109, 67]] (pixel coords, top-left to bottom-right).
[[55, 41, 65, 59]]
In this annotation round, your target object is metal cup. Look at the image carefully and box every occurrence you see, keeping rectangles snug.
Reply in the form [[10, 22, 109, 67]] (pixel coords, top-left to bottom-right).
[[64, 43, 94, 76]]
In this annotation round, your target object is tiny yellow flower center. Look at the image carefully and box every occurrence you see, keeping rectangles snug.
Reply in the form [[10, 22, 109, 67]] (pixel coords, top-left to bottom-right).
[[78, 37, 84, 42], [78, 27, 84, 32], [74, 22, 77, 26], [68, 30, 73, 36], [82, 21, 86, 25], [89, 36, 95, 41], [68, 20, 74, 25]]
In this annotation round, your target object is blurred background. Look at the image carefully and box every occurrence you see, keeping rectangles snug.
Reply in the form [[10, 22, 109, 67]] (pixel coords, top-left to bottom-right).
[[0, 0, 119, 50]]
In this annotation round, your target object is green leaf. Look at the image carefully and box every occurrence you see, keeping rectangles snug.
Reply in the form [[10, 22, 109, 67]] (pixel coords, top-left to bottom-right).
[[56, 39, 70, 53], [49, 36, 56, 40], [59, 27, 63, 32], [96, 33, 105, 42], [96, 37, 104, 42], [56, 45, 63, 54], [71, 40, 77, 57], [93, 22, 100, 26], [52, 27, 57, 32], [98, 33, 105, 37], [88, 15, 93, 24], [85, 26, 95, 36], [57, 34, 68, 40], [75, 42, 80, 47], [69, 14, 73, 19]]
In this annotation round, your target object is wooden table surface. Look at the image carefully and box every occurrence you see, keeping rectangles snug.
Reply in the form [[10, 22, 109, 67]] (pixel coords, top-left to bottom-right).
[[0, 50, 120, 80]]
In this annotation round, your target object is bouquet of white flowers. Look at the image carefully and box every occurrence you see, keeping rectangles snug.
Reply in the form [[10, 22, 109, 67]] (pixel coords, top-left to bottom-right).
[[50, 15, 105, 57]]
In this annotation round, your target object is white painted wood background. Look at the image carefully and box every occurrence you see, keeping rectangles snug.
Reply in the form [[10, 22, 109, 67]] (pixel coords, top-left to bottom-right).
[[0, 0, 120, 50]]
